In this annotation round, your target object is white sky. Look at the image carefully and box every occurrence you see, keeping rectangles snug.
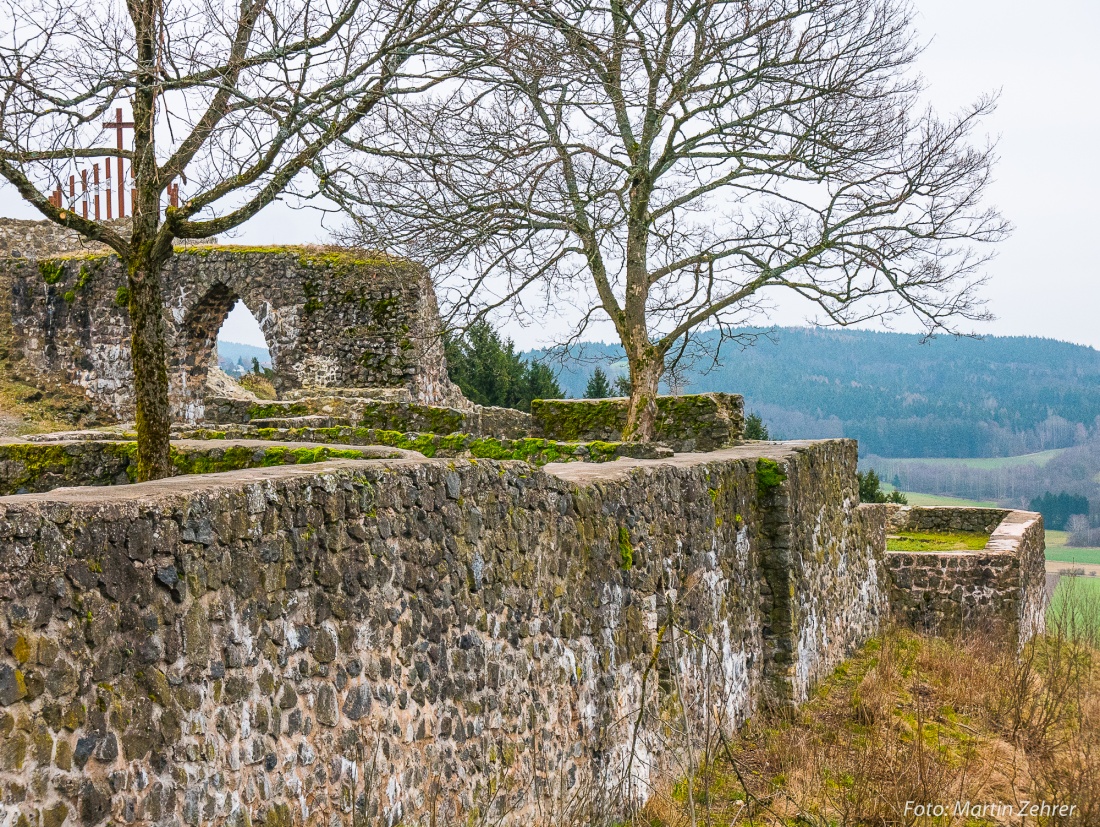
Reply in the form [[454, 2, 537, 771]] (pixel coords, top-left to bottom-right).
[[3, 1, 1097, 351]]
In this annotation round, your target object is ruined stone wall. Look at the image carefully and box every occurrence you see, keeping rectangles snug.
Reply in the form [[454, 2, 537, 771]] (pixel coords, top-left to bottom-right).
[[1, 246, 465, 423], [0, 218, 122, 261], [0, 437, 398, 495], [885, 505, 1009, 535], [202, 396, 532, 439], [0, 440, 885, 827], [883, 506, 1046, 642]]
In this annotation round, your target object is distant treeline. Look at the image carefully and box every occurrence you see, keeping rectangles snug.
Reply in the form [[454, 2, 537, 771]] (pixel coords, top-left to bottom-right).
[[217, 340, 272, 374], [1028, 492, 1089, 531], [525, 328, 1100, 458], [865, 439, 1100, 512]]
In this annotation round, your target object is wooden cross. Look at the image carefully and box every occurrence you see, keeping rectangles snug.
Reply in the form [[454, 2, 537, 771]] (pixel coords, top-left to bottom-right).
[[102, 107, 134, 217]]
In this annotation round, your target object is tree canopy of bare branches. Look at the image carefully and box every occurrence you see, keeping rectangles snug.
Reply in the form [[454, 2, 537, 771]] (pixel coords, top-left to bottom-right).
[[326, 0, 1009, 441], [0, 0, 467, 478]]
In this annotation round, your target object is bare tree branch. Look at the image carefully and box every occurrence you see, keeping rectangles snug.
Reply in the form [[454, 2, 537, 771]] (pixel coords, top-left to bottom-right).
[[326, 0, 1008, 441]]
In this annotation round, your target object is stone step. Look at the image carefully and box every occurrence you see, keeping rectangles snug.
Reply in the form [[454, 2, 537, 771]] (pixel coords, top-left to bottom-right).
[[284, 386, 412, 403], [248, 414, 351, 429]]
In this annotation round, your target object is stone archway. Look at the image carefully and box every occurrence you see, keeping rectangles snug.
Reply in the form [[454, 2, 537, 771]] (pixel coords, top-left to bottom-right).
[[175, 282, 239, 421], [4, 242, 466, 424]]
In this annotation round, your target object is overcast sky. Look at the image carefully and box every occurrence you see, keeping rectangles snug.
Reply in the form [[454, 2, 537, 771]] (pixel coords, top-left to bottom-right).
[[3, 1, 1097, 351]]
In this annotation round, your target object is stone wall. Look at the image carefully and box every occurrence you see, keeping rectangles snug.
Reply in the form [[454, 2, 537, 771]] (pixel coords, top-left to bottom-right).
[[530, 393, 745, 451], [0, 218, 122, 261], [767, 446, 887, 702], [883, 506, 1046, 642], [1, 242, 465, 423], [0, 439, 885, 827], [202, 395, 533, 439], [885, 505, 1009, 535], [0, 437, 399, 495]]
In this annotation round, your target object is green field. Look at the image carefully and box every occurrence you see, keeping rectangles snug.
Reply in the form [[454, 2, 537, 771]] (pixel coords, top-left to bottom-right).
[[1043, 529, 1100, 564], [1049, 575, 1100, 636], [881, 449, 1068, 470], [896, 490, 999, 508]]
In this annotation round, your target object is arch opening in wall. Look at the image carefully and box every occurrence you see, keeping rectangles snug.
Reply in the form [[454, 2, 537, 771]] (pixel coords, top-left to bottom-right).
[[215, 301, 273, 391], [177, 283, 275, 417], [213, 299, 275, 400]]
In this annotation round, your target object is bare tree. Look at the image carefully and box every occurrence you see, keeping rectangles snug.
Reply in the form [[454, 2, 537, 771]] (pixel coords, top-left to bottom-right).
[[324, 0, 1009, 441], [0, 0, 466, 479]]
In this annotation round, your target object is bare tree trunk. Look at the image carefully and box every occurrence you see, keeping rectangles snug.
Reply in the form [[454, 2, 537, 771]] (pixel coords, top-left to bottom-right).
[[127, 259, 172, 481], [623, 347, 663, 442], [621, 197, 662, 441]]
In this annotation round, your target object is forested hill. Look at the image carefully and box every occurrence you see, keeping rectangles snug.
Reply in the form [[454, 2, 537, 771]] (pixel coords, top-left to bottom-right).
[[524, 328, 1100, 458]]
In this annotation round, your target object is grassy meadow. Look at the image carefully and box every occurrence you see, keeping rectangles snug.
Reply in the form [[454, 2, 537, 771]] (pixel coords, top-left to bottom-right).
[[883, 448, 1068, 471]]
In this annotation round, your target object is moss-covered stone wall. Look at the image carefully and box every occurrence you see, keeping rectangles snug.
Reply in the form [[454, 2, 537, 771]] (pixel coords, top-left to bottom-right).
[[0, 439, 885, 826], [0, 438, 391, 495], [530, 392, 744, 451]]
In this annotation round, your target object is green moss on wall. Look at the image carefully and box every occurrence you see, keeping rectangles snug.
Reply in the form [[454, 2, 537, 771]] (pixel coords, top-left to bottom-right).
[[170, 445, 367, 476], [618, 526, 634, 570], [0, 441, 374, 494], [531, 393, 742, 447], [182, 425, 632, 467], [38, 261, 65, 285], [886, 530, 990, 552], [530, 399, 627, 441], [0, 443, 78, 490], [247, 402, 311, 420], [755, 458, 787, 498], [371, 296, 400, 321]]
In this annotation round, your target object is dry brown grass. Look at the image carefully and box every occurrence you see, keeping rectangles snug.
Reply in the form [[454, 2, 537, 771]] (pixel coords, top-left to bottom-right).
[[238, 372, 277, 400], [639, 592, 1100, 827]]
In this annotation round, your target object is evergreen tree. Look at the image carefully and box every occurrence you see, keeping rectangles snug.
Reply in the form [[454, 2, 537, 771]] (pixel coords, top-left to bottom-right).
[[744, 412, 770, 440], [444, 321, 564, 412], [521, 363, 564, 408], [613, 375, 632, 397], [857, 469, 908, 504], [585, 368, 613, 398]]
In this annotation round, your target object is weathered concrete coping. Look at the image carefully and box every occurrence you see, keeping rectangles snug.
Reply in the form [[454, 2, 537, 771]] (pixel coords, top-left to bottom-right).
[[986, 509, 1045, 553], [546, 440, 820, 483]]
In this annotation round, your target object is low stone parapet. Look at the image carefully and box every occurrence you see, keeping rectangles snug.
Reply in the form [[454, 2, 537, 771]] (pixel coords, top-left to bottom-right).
[[883, 505, 1046, 642], [0, 436, 400, 495], [530, 392, 745, 451], [203, 393, 535, 439], [885, 504, 1010, 535]]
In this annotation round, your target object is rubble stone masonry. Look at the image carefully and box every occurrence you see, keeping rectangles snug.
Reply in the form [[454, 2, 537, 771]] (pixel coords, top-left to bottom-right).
[[0, 440, 885, 826]]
